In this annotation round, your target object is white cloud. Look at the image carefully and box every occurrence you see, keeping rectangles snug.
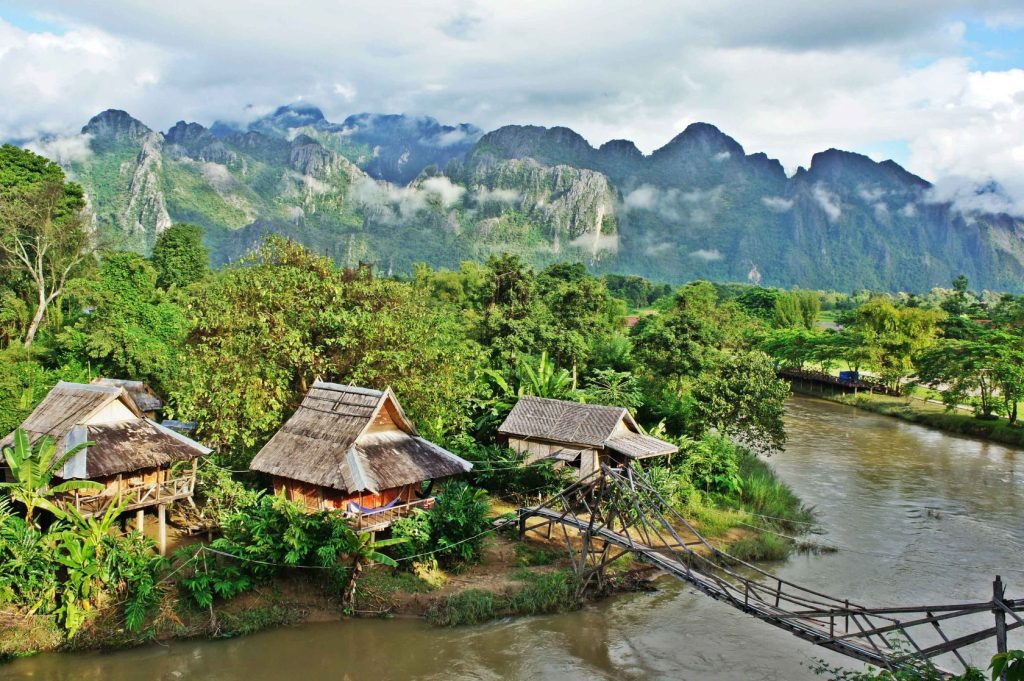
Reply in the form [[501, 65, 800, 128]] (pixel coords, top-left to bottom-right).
[[761, 195, 794, 212], [24, 132, 93, 164], [713, 150, 731, 161], [689, 248, 724, 261], [926, 175, 1024, 215], [858, 185, 887, 201], [2, 1, 1024, 214], [813, 184, 842, 221], [420, 175, 466, 207], [623, 185, 659, 211], [900, 202, 918, 217], [475, 186, 519, 203], [333, 82, 357, 101]]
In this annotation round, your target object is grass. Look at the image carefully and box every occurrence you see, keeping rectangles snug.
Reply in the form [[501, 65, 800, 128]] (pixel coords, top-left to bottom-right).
[[680, 453, 815, 562], [833, 392, 1024, 448], [513, 541, 562, 567], [0, 614, 63, 661], [424, 569, 581, 626], [725, 533, 792, 562], [734, 455, 815, 530]]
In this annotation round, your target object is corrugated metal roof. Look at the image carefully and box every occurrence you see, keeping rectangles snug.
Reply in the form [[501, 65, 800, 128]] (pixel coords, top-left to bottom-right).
[[497, 396, 629, 447], [605, 432, 678, 459], [93, 378, 165, 412], [249, 381, 471, 493]]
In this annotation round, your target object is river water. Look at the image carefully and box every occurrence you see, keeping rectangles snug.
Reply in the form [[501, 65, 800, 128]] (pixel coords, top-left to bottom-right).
[[7, 396, 1024, 680]]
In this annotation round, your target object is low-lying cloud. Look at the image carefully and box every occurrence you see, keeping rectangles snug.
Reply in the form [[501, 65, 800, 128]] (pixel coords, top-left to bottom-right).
[[925, 176, 1024, 217], [813, 184, 842, 221], [761, 195, 794, 212], [689, 248, 724, 261], [25, 133, 93, 165]]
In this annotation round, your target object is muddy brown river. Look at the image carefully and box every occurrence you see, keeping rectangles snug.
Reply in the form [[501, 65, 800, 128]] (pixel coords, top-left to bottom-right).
[[6, 396, 1023, 680]]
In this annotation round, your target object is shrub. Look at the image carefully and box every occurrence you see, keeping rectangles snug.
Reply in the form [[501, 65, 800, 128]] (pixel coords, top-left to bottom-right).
[[679, 434, 743, 495], [176, 495, 358, 608], [429, 481, 492, 566]]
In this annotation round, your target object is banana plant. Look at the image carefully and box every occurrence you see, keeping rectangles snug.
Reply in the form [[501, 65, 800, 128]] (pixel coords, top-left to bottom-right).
[[0, 429, 102, 526], [344, 532, 403, 607]]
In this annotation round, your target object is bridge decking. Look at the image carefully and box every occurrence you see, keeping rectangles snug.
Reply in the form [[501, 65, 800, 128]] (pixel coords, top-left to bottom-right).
[[517, 467, 1023, 677]]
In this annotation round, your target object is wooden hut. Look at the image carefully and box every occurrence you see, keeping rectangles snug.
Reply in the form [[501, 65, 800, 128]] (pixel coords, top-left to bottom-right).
[[497, 396, 677, 478], [0, 381, 210, 553], [91, 377, 165, 419], [249, 381, 472, 531]]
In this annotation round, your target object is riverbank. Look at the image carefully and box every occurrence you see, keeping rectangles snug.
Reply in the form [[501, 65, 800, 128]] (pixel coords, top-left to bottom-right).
[[0, 455, 811, 660], [794, 387, 1024, 448]]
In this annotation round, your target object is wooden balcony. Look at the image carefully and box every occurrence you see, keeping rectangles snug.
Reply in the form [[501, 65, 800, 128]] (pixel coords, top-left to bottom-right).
[[346, 496, 435, 533], [61, 471, 197, 518]]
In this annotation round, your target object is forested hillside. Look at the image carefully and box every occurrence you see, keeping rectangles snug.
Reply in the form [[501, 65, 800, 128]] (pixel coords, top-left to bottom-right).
[[32, 105, 1024, 292]]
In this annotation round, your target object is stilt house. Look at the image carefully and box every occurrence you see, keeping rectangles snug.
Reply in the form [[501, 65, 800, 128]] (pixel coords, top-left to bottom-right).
[[249, 381, 473, 531], [498, 396, 677, 478], [0, 381, 210, 552]]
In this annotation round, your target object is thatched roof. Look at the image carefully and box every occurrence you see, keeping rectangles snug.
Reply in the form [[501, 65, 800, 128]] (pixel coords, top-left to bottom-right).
[[0, 381, 210, 479], [249, 381, 472, 494], [92, 378, 164, 412], [498, 396, 677, 459]]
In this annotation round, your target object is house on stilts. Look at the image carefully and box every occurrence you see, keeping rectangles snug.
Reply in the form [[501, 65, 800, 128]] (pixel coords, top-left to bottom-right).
[[0, 381, 211, 553], [249, 381, 473, 532], [497, 396, 677, 479]]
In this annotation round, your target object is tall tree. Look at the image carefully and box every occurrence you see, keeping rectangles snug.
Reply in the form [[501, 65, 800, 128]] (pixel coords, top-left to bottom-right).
[[0, 146, 90, 347], [850, 297, 944, 391], [56, 251, 188, 392], [151, 223, 209, 289]]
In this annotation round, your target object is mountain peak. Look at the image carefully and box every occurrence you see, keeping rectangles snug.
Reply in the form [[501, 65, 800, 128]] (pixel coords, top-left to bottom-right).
[[81, 109, 151, 141], [805, 148, 929, 189], [654, 122, 744, 158], [271, 103, 326, 123]]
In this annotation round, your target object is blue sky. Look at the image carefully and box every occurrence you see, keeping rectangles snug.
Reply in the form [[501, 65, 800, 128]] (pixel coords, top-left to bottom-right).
[[0, 1, 1022, 211]]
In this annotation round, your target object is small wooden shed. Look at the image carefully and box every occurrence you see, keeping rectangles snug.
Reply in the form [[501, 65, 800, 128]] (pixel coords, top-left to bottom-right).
[[0, 381, 210, 553], [497, 396, 677, 478], [249, 381, 472, 531]]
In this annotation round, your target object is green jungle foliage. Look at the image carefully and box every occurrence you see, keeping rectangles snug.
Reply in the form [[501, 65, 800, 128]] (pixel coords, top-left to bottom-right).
[[391, 481, 492, 568], [0, 434, 164, 638]]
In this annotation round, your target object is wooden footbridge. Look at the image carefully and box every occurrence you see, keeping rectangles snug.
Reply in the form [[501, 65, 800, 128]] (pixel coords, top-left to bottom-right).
[[516, 466, 1023, 677]]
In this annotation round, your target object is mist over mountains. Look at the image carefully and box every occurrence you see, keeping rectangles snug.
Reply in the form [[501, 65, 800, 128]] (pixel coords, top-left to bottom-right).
[[25, 104, 1024, 292]]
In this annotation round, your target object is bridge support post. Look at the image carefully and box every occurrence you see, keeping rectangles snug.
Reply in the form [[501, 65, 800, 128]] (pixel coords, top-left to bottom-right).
[[994, 575, 1008, 681]]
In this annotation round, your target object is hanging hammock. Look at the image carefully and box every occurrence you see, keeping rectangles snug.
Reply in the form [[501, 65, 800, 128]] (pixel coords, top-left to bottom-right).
[[347, 496, 402, 516]]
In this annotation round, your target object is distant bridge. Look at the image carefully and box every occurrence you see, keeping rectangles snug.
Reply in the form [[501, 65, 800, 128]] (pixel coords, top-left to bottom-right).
[[778, 367, 901, 397], [517, 467, 1022, 677]]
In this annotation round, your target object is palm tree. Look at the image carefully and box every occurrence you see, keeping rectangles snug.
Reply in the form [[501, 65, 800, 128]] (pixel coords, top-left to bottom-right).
[[0, 429, 102, 526]]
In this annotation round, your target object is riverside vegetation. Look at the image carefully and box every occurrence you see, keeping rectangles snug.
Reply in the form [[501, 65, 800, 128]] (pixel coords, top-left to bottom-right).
[[1, 145, 1022, 679]]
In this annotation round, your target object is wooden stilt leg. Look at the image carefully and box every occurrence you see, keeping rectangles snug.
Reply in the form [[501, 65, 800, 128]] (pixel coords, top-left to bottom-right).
[[136, 509, 145, 533], [158, 504, 167, 556]]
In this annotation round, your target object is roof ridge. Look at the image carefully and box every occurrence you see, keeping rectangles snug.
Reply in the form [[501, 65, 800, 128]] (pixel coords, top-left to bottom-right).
[[311, 380, 383, 397]]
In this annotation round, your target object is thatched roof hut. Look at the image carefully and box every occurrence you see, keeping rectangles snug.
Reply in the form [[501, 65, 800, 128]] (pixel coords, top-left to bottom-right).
[[498, 396, 677, 477], [0, 381, 210, 480], [250, 382, 471, 499]]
